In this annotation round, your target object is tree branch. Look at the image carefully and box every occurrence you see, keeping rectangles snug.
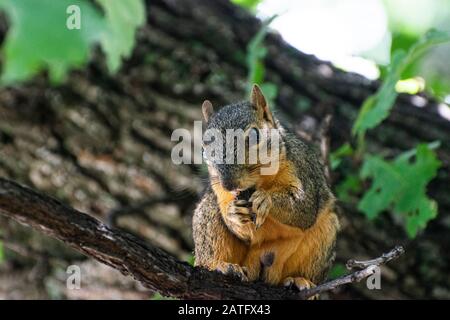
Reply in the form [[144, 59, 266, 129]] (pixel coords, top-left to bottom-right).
[[0, 178, 403, 299], [346, 246, 405, 270], [299, 246, 405, 299]]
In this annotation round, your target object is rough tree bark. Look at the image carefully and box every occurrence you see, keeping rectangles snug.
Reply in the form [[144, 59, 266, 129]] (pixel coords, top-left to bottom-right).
[[0, 0, 449, 299]]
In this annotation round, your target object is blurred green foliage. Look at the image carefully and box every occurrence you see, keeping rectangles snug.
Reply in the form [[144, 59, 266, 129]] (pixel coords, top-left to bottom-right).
[[330, 143, 353, 170], [328, 263, 347, 280], [0, 0, 145, 84], [0, 240, 4, 264], [354, 29, 450, 138], [231, 0, 263, 11], [336, 174, 361, 204], [359, 143, 441, 238], [186, 254, 195, 266], [151, 292, 177, 300], [246, 15, 278, 106], [347, 31, 448, 237], [382, 0, 450, 100]]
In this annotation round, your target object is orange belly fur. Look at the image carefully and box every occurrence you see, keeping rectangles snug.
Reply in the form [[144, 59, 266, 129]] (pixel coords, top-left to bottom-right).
[[242, 207, 338, 284], [212, 183, 338, 284]]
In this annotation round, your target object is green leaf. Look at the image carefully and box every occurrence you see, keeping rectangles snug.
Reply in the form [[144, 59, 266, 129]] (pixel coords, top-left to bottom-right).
[[353, 50, 405, 136], [394, 140, 441, 164], [0, 0, 103, 84], [353, 29, 450, 137], [358, 156, 400, 219], [358, 144, 441, 237], [400, 41, 450, 100], [405, 198, 437, 238], [0, 0, 145, 84], [95, 0, 145, 73], [406, 29, 450, 63]]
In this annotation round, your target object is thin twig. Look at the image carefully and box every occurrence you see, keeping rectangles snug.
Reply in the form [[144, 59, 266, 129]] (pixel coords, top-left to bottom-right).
[[346, 246, 405, 270], [300, 246, 405, 299], [300, 265, 378, 299]]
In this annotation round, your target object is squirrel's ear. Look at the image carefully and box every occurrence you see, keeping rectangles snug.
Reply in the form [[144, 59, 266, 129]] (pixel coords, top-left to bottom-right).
[[202, 100, 214, 122], [251, 84, 275, 126]]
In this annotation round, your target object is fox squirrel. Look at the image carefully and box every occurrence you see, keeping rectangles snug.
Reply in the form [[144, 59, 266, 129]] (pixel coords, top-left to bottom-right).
[[192, 84, 340, 292]]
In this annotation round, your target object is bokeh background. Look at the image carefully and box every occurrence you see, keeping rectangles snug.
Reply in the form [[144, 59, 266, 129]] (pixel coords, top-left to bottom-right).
[[0, 0, 449, 299]]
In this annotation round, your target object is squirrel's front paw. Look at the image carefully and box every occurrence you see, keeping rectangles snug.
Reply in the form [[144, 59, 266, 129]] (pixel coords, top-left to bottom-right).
[[225, 199, 255, 242], [249, 190, 272, 229], [227, 199, 253, 224]]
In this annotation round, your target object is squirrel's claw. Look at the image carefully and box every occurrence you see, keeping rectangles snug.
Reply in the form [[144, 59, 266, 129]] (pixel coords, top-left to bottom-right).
[[228, 199, 253, 224], [250, 190, 272, 229]]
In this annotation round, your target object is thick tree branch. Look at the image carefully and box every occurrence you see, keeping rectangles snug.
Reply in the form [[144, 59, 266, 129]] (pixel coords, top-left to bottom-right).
[[0, 178, 403, 299]]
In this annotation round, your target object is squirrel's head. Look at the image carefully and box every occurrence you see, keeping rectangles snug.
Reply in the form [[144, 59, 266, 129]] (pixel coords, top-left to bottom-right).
[[201, 84, 284, 192]]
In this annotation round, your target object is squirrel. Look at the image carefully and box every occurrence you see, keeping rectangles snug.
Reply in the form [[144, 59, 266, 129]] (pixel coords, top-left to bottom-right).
[[192, 84, 340, 292]]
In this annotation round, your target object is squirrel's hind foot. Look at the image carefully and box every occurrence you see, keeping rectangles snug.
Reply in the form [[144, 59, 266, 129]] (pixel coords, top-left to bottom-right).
[[283, 277, 319, 300], [215, 262, 249, 282]]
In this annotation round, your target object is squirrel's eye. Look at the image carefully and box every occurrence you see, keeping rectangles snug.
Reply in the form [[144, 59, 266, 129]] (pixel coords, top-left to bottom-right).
[[248, 127, 260, 146]]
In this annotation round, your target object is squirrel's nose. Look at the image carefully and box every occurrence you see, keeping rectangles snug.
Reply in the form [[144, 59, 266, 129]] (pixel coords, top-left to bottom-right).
[[222, 179, 238, 191]]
